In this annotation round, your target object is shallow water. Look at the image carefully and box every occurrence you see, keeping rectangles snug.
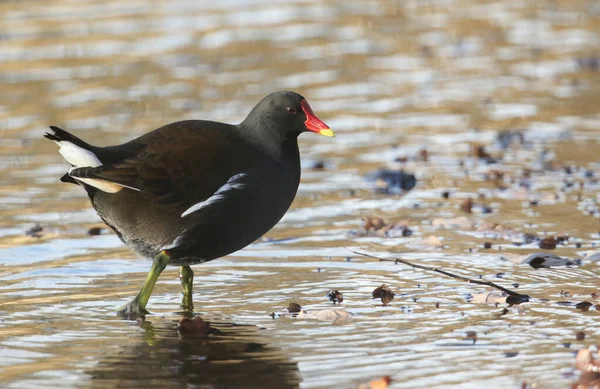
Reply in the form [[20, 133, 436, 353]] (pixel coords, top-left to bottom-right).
[[1, 1, 600, 388]]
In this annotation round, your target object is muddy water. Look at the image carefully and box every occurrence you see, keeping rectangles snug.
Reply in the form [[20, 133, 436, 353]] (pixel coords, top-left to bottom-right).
[[1, 1, 600, 388]]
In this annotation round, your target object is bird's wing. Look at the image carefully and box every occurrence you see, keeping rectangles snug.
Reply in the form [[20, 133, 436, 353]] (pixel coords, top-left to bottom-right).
[[69, 121, 255, 208]]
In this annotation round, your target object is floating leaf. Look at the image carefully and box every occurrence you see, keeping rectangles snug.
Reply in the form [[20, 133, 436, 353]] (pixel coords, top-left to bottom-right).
[[372, 284, 395, 306]]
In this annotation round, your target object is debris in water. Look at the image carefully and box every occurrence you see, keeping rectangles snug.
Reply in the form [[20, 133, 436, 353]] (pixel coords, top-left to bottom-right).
[[522, 252, 582, 268], [575, 301, 594, 311], [310, 160, 325, 170], [461, 198, 473, 213], [483, 242, 492, 249], [326, 290, 343, 304], [372, 284, 395, 306], [365, 168, 417, 194], [87, 227, 103, 236], [464, 331, 477, 344], [574, 348, 600, 388], [177, 316, 212, 337], [25, 224, 44, 238], [576, 331, 586, 341], [354, 216, 414, 238], [351, 250, 530, 303], [298, 309, 351, 323], [470, 291, 508, 305], [412, 235, 444, 249], [539, 237, 557, 249], [287, 302, 302, 313], [357, 375, 391, 389]]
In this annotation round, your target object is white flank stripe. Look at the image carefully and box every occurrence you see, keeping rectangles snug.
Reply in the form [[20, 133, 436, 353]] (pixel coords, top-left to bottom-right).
[[181, 173, 247, 217]]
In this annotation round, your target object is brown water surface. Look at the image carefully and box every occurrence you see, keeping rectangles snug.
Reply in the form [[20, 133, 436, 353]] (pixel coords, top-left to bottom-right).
[[1, 1, 599, 388]]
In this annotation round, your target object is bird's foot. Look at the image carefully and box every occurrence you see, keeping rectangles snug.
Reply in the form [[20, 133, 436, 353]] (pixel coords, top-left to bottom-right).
[[117, 298, 150, 320]]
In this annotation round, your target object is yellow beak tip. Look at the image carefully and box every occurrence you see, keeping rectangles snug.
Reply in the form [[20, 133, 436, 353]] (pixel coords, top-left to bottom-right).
[[319, 128, 335, 137]]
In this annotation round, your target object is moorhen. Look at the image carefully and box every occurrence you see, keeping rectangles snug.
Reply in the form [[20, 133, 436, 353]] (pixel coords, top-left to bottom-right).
[[45, 91, 334, 318]]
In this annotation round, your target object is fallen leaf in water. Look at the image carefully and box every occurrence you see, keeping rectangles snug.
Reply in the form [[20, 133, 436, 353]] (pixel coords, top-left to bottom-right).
[[358, 376, 391, 389], [363, 216, 386, 231], [574, 348, 600, 388], [178, 316, 212, 337], [576, 331, 586, 341], [431, 216, 474, 230], [522, 253, 582, 268], [539, 237, 557, 249], [326, 290, 344, 304], [25, 224, 44, 238], [356, 217, 414, 238], [414, 235, 444, 249], [471, 292, 507, 305], [465, 331, 478, 344], [298, 309, 352, 322], [365, 169, 417, 194], [87, 227, 104, 236], [460, 198, 473, 213], [372, 284, 395, 306], [575, 301, 594, 311], [287, 302, 302, 313]]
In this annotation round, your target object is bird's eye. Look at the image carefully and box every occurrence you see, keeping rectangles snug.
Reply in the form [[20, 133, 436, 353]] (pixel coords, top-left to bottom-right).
[[286, 107, 297, 114]]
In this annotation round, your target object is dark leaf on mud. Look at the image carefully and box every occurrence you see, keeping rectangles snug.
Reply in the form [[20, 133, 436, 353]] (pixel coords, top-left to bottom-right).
[[287, 302, 302, 313], [372, 284, 394, 306], [365, 169, 417, 194], [522, 253, 582, 268], [575, 301, 593, 311], [539, 237, 557, 249], [25, 224, 44, 238], [87, 227, 104, 236], [177, 316, 212, 337], [326, 290, 343, 304]]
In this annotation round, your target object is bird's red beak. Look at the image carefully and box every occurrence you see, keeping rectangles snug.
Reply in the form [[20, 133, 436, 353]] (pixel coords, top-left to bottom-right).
[[301, 99, 334, 137]]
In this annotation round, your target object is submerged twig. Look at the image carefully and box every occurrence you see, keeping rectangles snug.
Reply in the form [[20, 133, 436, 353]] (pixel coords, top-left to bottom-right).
[[348, 249, 530, 303]]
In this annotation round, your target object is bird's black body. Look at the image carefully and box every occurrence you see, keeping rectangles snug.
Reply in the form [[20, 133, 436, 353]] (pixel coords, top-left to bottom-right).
[[45, 91, 324, 266], [45, 90, 333, 318]]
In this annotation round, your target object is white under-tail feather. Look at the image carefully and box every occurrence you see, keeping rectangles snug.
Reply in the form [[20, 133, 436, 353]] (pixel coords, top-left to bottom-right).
[[55, 141, 123, 193]]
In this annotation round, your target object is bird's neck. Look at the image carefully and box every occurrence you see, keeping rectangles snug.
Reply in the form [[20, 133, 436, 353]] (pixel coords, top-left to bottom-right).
[[235, 124, 299, 163]]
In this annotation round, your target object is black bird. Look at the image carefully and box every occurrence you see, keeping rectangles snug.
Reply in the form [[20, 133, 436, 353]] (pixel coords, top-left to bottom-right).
[[45, 91, 334, 318]]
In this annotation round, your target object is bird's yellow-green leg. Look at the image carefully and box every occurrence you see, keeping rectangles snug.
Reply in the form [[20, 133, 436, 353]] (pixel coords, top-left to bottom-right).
[[117, 250, 171, 319], [180, 265, 194, 312]]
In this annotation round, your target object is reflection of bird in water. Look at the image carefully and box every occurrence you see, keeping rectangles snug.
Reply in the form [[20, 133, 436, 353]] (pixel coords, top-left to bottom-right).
[[88, 317, 300, 389]]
